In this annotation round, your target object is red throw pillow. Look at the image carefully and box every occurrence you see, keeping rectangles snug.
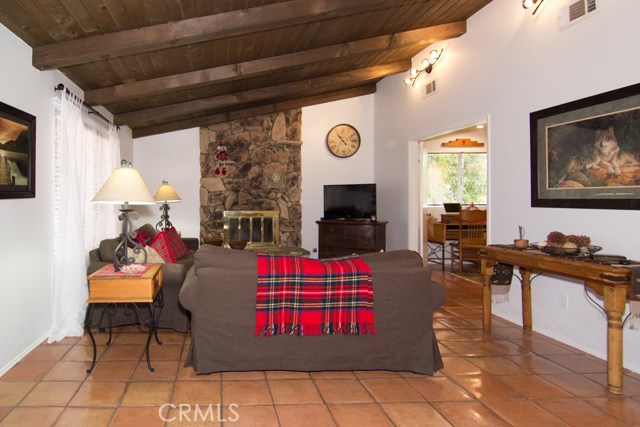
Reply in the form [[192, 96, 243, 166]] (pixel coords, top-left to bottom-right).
[[150, 232, 176, 263], [165, 227, 191, 260], [134, 230, 151, 247]]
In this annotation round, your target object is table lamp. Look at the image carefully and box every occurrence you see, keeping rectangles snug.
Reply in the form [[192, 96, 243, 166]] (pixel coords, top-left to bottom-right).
[[92, 160, 156, 271], [154, 180, 181, 231]]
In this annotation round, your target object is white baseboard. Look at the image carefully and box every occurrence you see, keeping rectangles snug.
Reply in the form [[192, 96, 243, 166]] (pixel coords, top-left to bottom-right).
[[0, 332, 49, 377]]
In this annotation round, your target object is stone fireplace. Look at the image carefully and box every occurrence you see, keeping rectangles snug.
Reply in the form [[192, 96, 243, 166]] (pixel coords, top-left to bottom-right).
[[223, 210, 279, 248], [200, 109, 302, 247]]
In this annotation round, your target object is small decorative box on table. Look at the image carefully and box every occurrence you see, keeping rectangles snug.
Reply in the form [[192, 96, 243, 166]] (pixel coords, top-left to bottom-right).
[[85, 263, 163, 373]]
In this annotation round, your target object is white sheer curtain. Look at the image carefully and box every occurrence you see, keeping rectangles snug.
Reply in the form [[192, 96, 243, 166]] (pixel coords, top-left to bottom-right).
[[82, 119, 120, 251], [49, 91, 120, 343]]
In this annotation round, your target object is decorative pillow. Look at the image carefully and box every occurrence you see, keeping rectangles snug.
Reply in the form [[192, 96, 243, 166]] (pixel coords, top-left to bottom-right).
[[136, 223, 157, 240], [133, 230, 151, 247], [150, 232, 176, 263], [98, 238, 120, 262], [126, 246, 165, 264], [144, 246, 166, 264], [165, 227, 191, 260]]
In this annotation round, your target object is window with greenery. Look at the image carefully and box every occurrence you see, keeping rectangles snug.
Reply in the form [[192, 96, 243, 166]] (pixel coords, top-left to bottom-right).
[[424, 153, 487, 206]]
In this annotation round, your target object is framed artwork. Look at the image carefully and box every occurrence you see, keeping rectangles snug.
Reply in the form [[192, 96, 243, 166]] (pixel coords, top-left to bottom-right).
[[530, 82, 640, 210], [0, 102, 36, 199]]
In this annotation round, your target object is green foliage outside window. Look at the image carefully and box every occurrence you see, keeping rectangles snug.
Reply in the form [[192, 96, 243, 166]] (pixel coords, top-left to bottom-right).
[[424, 153, 487, 206]]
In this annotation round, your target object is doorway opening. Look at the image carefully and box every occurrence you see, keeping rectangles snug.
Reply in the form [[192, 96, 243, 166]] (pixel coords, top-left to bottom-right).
[[419, 121, 489, 272]]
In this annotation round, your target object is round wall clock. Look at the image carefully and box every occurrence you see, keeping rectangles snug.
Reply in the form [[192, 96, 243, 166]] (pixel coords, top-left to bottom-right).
[[326, 124, 361, 158]]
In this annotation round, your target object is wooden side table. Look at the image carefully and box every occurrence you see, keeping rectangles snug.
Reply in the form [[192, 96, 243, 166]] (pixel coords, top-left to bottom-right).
[[85, 263, 163, 373]]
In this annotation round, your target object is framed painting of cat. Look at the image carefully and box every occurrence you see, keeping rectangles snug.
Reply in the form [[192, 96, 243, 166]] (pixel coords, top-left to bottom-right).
[[530, 82, 640, 210]]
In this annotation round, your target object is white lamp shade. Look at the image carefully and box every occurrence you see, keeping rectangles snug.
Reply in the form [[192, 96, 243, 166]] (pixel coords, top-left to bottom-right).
[[154, 181, 182, 203], [92, 165, 156, 205]]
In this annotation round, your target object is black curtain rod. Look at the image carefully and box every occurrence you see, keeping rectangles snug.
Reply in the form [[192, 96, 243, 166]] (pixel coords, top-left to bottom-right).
[[54, 83, 119, 129]]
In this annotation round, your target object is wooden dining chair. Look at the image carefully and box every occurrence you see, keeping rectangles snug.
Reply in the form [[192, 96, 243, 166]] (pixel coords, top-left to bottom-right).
[[426, 216, 448, 270], [450, 209, 487, 272]]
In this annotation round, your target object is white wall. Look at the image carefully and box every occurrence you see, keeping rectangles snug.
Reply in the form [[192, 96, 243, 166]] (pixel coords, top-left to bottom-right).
[[133, 98, 375, 255], [0, 24, 55, 373], [301, 96, 375, 255], [0, 24, 135, 373], [375, 0, 640, 371], [133, 128, 201, 238]]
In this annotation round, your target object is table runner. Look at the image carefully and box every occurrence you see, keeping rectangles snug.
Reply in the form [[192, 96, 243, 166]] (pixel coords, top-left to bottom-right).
[[91, 264, 152, 277]]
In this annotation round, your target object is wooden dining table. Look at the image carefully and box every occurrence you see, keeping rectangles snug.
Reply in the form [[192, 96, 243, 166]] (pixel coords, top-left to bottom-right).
[[479, 244, 635, 395]]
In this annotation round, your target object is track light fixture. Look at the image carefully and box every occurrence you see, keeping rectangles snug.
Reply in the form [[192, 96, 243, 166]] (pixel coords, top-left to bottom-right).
[[403, 49, 443, 86], [522, 0, 545, 14]]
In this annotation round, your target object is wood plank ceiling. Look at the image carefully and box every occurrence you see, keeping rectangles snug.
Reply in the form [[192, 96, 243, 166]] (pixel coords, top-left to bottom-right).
[[0, 0, 492, 138]]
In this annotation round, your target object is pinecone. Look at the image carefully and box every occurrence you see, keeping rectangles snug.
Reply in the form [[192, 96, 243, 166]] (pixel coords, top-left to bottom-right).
[[546, 231, 567, 245], [566, 234, 591, 247]]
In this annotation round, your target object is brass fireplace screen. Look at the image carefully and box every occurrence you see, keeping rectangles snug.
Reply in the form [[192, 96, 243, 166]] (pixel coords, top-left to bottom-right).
[[223, 210, 280, 248]]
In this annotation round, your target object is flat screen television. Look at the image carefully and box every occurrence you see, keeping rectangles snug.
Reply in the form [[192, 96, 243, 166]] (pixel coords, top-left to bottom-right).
[[323, 183, 376, 220]]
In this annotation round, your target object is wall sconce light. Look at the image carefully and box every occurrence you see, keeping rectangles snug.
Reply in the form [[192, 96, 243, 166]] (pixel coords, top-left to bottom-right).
[[403, 48, 443, 86], [522, 0, 545, 14]]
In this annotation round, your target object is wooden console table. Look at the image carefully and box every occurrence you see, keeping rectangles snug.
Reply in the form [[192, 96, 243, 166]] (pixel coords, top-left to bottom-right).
[[479, 245, 633, 394]]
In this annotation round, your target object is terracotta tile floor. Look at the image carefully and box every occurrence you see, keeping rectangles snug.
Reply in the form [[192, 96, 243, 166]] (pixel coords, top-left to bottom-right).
[[2, 268, 640, 426]]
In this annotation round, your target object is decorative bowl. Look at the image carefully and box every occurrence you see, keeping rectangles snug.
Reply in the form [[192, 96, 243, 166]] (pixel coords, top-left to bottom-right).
[[120, 264, 147, 274], [228, 240, 247, 250], [532, 242, 602, 257], [202, 237, 224, 246]]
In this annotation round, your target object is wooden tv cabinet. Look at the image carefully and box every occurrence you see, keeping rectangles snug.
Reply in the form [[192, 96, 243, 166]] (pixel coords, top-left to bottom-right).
[[317, 219, 387, 258]]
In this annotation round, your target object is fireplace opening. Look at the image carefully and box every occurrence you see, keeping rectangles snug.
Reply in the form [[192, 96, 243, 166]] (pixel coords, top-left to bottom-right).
[[223, 210, 280, 248]]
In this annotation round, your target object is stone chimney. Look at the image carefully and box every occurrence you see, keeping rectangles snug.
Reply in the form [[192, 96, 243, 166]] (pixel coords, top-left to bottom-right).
[[200, 109, 302, 247]]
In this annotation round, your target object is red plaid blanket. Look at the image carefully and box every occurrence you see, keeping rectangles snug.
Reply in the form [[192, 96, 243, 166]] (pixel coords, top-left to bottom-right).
[[256, 254, 375, 336]]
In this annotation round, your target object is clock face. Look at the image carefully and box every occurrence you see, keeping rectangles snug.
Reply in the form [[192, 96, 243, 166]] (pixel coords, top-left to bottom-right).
[[326, 124, 361, 158]]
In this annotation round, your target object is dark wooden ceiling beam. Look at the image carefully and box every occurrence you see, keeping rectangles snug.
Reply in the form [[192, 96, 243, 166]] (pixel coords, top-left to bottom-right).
[[33, 0, 427, 70], [132, 85, 377, 138], [85, 21, 466, 105], [115, 61, 409, 126]]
